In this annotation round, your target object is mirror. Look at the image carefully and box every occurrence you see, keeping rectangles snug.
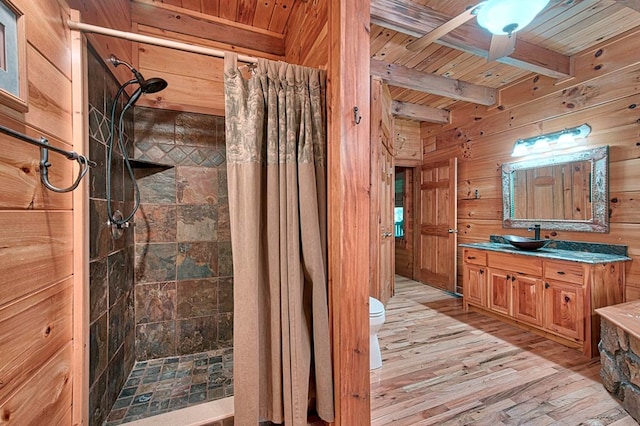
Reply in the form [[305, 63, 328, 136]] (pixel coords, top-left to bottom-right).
[[502, 146, 609, 233]]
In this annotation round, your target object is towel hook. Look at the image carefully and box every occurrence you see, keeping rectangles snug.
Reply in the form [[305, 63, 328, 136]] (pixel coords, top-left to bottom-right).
[[353, 106, 362, 125]]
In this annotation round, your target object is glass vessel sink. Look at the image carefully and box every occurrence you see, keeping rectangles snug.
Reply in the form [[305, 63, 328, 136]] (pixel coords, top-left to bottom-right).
[[503, 235, 550, 251]]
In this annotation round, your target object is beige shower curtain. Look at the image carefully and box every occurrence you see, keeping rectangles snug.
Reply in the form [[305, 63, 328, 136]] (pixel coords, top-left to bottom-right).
[[223, 53, 334, 425]]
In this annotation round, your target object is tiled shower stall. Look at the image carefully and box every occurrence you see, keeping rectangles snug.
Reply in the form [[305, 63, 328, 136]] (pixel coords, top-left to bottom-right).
[[87, 46, 233, 426]]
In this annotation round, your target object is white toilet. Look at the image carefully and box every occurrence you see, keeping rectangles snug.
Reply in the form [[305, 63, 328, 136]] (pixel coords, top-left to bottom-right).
[[369, 297, 386, 370]]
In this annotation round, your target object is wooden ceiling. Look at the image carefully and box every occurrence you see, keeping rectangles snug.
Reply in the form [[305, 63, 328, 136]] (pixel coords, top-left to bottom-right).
[[371, 0, 640, 121], [147, 0, 298, 33], [137, 0, 640, 122]]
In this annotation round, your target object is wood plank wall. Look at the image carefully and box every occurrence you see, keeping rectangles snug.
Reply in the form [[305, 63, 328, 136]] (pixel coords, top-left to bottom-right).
[[128, 0, 326, 116], [285, 0, 328, 68], [130, 0, 289, 115], [421, 28, 640, 302], [0, 0, 79, 422], [395, 118, 421, 165], [67, 0, 133, 86]]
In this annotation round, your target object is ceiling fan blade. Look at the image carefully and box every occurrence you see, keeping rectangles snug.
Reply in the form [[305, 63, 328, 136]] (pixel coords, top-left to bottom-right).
[[487, 34, 517, 62], [406, 3, 485, 53]]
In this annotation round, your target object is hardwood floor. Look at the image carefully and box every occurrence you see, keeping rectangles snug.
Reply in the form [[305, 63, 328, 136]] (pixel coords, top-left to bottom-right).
[[370, 276, 637, 425]]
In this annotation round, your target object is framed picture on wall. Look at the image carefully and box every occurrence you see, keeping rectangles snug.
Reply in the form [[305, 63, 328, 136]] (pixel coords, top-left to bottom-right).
[[0, 0, 27, 112]]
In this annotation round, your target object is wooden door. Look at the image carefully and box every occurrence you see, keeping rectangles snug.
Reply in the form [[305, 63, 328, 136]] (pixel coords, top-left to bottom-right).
[[544, 280, 584, 340], [379, 142, 394, 303], [489, 269, 512, 316], [513, 275, 544, 326], [416, 158, 457, 292], [370, 77, 395, 304], [463, 264, 486, 308]]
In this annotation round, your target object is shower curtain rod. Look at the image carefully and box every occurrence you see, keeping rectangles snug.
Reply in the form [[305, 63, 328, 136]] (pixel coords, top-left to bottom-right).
[[67, 20, 259, 64]]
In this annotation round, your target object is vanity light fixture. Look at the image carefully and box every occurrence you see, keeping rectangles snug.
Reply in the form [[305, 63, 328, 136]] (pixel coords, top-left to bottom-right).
[[477, 0, 550, 36], [511, 123, 592, 157]]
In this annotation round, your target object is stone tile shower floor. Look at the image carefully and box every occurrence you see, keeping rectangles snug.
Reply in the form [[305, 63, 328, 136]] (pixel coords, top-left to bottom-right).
[[104, 349, 233, 425]]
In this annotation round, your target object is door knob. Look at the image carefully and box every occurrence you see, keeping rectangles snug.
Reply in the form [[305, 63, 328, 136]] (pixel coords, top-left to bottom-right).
[[448, 229, 458, 233]]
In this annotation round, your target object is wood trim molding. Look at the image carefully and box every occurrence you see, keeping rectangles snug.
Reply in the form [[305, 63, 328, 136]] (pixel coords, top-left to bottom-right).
[[70, 9, 89, 425], [328, 0, 371, 423]]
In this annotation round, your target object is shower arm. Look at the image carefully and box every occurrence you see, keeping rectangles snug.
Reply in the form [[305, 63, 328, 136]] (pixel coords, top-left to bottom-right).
[[0, 123, 96, 193]]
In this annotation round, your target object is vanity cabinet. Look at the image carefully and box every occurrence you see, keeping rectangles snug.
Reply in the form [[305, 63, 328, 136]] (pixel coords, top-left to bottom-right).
[[462, 247, 626, 357], [543, 280, 584, 341], [462, 248, 487, 307], [542, 260, 585, 341], [488, 269, 544, 327]]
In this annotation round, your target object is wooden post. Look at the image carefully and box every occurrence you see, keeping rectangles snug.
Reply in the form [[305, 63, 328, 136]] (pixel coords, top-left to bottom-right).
[[70, 9, 89, 425], [327, 0, 371, 424]]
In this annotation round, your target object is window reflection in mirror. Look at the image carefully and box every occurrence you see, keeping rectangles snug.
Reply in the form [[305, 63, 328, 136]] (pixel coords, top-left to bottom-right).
[[502, 146, 609, 233], [394, 169, 405, 238]]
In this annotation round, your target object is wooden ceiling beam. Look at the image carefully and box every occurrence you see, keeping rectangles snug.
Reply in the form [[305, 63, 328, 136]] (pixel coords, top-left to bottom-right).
[[131, 0, 285, 56], [370, 0, 571, 79], [371, 59, 497, 106], [615, 0, 640, 12], [392, 101, 449, 124]]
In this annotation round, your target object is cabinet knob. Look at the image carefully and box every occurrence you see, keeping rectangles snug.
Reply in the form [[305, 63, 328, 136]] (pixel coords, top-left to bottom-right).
[[506, 274, 511, 280], [480, 269, 484, 274], [467, 256, 476, 260], [564, 296, 571, 303], [545, 282, 550, 289], [556, 271, 566, 275]]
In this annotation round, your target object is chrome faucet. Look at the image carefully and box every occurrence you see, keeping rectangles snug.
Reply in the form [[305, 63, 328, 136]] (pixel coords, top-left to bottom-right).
[[528, 224, 541, 240]]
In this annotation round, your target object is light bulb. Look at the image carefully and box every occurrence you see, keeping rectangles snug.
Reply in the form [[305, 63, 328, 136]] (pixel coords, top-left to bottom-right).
[[512, 141, 529, 157], [557, 133, 576, 146], [532, 138, 550, 152]]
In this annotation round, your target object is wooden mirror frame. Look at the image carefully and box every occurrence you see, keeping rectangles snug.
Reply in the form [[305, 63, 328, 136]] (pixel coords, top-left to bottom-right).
[[502, 145, 609, 233]]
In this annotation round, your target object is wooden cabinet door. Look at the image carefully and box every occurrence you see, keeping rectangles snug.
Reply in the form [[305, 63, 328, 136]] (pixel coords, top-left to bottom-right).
[[489, 269, 512, 316], [463, 264, 486, 309], [544, 280, 585, 341], [513, 275, 544, 326]]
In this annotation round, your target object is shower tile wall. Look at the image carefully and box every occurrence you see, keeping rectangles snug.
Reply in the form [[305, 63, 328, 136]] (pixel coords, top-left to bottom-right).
[[87, 47, 136, 426], [133, 107, 233, 362]]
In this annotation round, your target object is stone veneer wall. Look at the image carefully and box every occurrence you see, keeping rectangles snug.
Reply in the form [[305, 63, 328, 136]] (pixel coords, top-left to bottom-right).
[[599, 318, 640, 422], [133, 106, 233, 361], [87, 46, 137, 426]]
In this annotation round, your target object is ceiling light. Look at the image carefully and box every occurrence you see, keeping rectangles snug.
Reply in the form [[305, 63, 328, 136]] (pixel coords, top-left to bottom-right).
[[511, 124, 592, 157], [477, 0, 550, 36]]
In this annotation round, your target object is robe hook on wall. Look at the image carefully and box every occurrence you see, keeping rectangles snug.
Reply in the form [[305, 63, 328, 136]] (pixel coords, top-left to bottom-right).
[[0, 124, 95, 193], [353, 106, 362, 125]]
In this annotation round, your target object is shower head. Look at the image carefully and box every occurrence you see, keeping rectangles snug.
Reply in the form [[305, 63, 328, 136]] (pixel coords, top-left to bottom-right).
[[140, 77, 168, 94], [108, 55, 168, 94]]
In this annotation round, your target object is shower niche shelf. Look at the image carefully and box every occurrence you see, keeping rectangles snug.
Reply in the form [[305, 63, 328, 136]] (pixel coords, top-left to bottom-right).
[[129, 158, 174, 178]]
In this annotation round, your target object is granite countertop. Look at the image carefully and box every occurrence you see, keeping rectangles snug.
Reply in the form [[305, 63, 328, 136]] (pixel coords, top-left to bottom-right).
[[459, 241, 631, 264]]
